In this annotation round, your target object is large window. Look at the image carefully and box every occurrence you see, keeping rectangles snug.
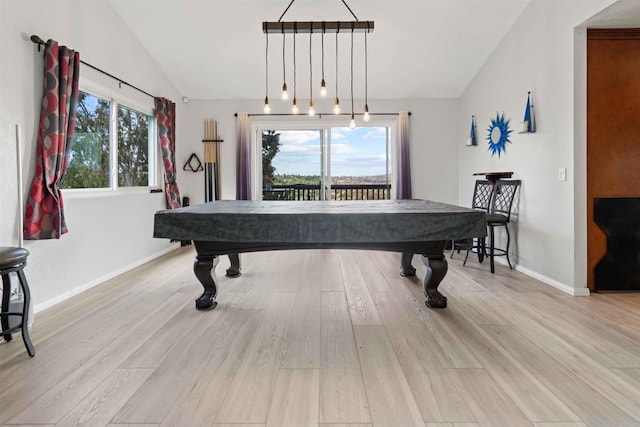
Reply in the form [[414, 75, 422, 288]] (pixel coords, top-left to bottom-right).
[[62, 90, 156, 190], [259, 123, 392, 201]]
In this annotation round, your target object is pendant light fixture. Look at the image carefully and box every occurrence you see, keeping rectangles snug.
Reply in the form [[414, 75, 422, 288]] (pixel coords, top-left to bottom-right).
[[281, 30, 288, 100], [308, 30, 315, 116], [262, 0, 374, 124], [334, 29, 340, 114], [291, 25, 299, 114], [363, 27, 370, 122], [349, 25, 356, 129], [264, 32, 271, 113], [320, 27, 327, 97]]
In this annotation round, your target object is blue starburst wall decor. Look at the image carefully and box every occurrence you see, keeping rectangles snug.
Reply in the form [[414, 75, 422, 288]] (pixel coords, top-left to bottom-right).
[[486, 112, 512, 157]]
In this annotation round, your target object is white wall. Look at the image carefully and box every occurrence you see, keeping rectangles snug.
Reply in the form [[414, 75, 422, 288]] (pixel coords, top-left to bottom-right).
[[177, 98, 460, 206], [0, 1, 184, 311], [458, 0, 616, 295]]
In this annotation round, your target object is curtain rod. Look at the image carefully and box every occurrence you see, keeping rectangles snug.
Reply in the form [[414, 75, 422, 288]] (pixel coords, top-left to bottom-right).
[[235, 112, 411, 117], [30, 35, 156, 100]]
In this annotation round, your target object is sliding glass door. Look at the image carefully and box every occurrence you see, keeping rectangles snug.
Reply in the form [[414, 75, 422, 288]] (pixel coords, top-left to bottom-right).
[[258, 124, 391, 201], [329, 126, 390, 200], [262, 129, 325, 200]]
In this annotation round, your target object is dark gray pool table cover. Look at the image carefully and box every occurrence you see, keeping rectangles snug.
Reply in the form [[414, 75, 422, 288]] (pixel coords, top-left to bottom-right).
[[154, 199, 487, 243]]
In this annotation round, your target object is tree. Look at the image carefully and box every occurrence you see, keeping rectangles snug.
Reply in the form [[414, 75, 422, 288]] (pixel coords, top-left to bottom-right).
[[63, 91, 110, 188], [262, 130, 281, 184], [62, 91, 150, 189], [117, 105, 149, 187]]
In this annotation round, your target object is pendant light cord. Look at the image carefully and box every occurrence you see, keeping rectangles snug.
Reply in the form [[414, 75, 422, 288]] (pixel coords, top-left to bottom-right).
[[278, 0, 359, 22], [364, 31, 368, 106], [293, 29, 297, 97], [335, 31, 339, 96], [282, 32, 286, 85], [321, 30, 325, 82], [265, 32, 269, 98], [309, 30, 313, 102], [350, 27, 354, 115]]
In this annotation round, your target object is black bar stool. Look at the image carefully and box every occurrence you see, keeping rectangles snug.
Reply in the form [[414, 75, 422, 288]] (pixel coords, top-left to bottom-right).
[[1, 247, 35, 357]]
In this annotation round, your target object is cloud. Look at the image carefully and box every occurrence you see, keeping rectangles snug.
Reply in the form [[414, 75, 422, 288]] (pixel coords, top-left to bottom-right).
[[361, 128, 387, 139], [279, 144, 320, 155], [345, 154, 387, 164], [277, 130, 321, 145], [331, 143, 358, 154]]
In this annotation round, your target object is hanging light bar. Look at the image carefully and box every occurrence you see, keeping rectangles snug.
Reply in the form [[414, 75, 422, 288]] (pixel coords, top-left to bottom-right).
[[261, 0, 373, 125], [263, 21, 374, 34]]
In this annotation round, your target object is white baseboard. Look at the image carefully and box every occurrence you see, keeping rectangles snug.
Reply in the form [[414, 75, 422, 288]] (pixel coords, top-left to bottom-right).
[[513, 263, 590, 296], [33, 245, 179, 313]]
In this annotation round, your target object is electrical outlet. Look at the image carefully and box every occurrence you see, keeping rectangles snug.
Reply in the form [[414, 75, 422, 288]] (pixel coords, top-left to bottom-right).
[[558, 167, 567, 181]]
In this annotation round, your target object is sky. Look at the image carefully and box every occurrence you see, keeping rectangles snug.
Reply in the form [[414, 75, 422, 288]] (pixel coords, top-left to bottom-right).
[[270, 126, 389, 177]]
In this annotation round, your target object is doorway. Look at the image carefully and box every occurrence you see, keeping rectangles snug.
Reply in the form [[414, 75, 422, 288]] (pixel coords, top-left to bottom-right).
[[586, 28, 640, 290]]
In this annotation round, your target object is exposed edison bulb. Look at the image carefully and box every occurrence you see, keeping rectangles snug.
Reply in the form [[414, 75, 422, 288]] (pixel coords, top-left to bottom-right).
[[292, 97, 299, 114], [308, 100, 315, 116], [281, 83, 288, 100], [263, 96, 271, 114], [363, 104, 370, 122], [333, 97, 340, 114], [349, 113, 356, 129], [320, 79, 327, 97]]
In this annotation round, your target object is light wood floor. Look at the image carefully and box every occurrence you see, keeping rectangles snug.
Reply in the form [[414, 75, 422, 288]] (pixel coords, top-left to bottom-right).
[[2, 247, 640, 427]]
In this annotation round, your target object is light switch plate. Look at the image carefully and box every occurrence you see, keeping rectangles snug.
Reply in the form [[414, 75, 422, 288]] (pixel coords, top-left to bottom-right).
[[559, 167, 567, 181]]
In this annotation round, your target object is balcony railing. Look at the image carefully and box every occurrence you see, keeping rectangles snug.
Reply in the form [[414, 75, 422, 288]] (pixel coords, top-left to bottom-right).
[[263, 183, 391, 201]]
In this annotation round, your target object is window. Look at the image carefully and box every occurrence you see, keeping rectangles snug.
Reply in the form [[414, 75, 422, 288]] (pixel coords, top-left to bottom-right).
[[258, 122, 393, 201], [117, 104, 152, 187], [62, 90, 156, 190]]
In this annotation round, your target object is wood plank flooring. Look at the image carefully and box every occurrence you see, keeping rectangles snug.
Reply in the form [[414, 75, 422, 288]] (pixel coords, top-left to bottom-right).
[[2, 246, 640, 426]]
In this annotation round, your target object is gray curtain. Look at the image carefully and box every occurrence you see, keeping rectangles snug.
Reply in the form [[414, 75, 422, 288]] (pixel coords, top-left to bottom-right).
[[236, 112, 252, 200], [396, 110, 412, 199]]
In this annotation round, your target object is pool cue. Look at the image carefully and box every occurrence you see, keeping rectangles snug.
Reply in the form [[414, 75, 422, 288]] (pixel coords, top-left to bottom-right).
[[16, 124, 24, 248], [204, 119, 214, 202], [203, 119, 222, 202], [13, 124, 25, 301], [214, 136, 221, 201]]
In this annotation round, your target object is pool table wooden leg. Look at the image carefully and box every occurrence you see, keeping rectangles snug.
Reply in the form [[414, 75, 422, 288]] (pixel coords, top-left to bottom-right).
[[226, 253, 241, 277], [400, 253, 416, 277], [194, 255, 219, 310], [422, 255, 448, 309]]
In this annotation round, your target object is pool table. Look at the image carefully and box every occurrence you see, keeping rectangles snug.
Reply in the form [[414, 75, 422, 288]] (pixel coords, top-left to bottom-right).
[[154, 199, 486, 310]]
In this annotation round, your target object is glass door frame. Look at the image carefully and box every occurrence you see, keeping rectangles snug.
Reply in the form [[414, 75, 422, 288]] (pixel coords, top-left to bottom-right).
[[251, 116, 397, 201]]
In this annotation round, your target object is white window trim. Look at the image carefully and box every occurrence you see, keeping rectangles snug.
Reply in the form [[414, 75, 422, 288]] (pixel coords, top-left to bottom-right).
[[65, 75, 161, 197]]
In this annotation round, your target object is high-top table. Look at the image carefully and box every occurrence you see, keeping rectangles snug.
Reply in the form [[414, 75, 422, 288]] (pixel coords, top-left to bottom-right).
[[473, 171, 513, 185], [154, 199, 487, 310]]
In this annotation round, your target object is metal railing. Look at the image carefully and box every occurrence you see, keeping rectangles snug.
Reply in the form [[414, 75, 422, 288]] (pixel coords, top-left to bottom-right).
[[263, 183, 391, 201]]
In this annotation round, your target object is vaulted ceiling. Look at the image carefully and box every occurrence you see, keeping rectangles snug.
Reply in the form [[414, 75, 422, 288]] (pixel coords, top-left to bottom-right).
[[109, 0, 535, 100]]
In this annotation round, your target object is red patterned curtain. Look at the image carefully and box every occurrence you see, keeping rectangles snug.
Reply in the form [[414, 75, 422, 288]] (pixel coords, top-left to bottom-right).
[[155, 97, 181, 209], [24, 40, 80, 240]]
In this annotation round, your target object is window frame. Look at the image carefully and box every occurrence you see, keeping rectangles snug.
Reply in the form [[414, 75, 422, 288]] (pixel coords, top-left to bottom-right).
[[64, 77, 160, 196]]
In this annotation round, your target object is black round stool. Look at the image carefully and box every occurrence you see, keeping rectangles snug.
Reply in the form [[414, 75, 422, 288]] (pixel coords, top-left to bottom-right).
[[1, 247, 35, 357]]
